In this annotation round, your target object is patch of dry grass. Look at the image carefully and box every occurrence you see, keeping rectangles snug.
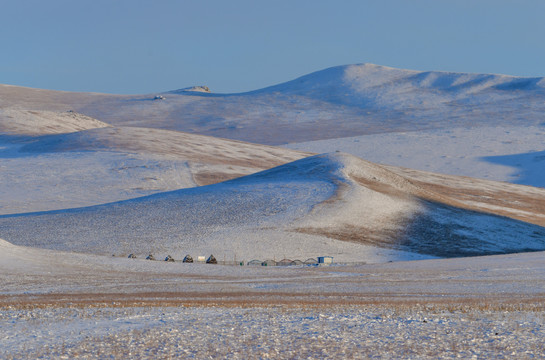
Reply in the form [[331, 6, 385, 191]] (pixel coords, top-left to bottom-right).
[[2, 290, 545, 312]]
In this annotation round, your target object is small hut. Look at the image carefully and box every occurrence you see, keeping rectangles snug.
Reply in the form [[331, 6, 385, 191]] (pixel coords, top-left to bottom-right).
[[183, 255, 194, 263], [304, 258, 318, 265], [146, 254, 155, 261], [165, 255, 175, 262], [206, 255, 217, 264], [247, 259, 262, 266], [292, 259, 304, 266], [128, 254, 137, 259], [318, 256, 333, 265]]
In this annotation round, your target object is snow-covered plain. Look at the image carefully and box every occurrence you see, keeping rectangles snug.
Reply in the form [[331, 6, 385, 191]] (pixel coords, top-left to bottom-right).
[[3, 305, 545, 359], [2, 236, 545, 358], [2, 63, 545, 358]]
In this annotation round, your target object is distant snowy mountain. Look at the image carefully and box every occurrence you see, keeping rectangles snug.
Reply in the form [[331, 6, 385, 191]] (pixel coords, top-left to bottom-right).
[[2, 63, 545, 145], [254, 63, 545, 109]]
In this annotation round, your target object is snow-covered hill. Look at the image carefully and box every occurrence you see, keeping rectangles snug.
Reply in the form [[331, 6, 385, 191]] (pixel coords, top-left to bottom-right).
[[1, 64, 544, 262], [0, 109, 110, 135], [2, 64, 545, 145], [254, 63, 545, 108], [1, 153, 543, 263], [0, 121, 308, 214], [3, 63, 544, 188]]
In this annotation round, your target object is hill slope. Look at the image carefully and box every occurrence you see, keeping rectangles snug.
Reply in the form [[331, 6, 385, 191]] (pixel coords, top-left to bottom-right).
[[0, 111, 309, 214], [1, 153, 544, 263]]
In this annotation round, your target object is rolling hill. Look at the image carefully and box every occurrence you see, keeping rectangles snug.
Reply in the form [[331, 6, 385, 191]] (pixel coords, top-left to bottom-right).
[[3, 63, 544, 189], [1, 63, 544, 264], [0, 117, 309, 214], [2, 63, 545, 145], [1, 153, 544, 263]]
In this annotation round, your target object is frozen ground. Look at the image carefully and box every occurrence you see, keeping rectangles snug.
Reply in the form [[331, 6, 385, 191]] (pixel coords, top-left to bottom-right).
[[2, 223, 545, 358], [3, 235, 545, 298], [2, 238, 545, 359], [2, 305, 545, 359]]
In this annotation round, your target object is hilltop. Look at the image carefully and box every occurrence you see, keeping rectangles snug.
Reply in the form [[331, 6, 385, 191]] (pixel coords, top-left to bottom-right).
[[2, 63, 545, 145]]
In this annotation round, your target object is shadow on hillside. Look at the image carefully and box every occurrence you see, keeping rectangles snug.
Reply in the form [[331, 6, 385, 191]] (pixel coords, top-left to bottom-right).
[[398, 200, 545, 258], [0, 135, 41, 158], [481, 150, 545, 188], [0, 134, 81, 159]]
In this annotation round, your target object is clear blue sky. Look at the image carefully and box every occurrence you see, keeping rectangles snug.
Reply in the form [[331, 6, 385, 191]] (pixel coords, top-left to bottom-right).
[[2, 0, 545, 94]]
